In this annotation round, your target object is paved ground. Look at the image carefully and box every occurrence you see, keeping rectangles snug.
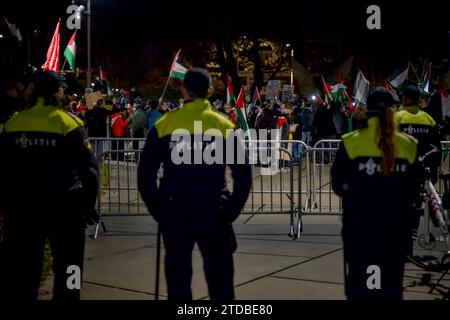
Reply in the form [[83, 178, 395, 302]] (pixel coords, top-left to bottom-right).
[[39, 214, 450, 300]]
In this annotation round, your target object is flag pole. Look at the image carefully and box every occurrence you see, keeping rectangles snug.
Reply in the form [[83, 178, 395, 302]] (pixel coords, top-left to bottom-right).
[[160, 48, 182, 103], [159, 77, 171, 103], [61, 60, 67, 73]]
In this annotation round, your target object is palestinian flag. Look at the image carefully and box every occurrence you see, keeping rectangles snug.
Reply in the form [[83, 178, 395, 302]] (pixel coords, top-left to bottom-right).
[[385, 81, 400, 102], [226, 74, 235, 105], [353, 69, 370, 104], [235, 88, 249, 132], [252, 86, 262, 106], [419, 63, 432, 95], [170, 49, 187, 80], [63, 31, 77, 70], [4, 17, 22, 44], [330, 83, 347, 101], [387, 64, 409, 93]]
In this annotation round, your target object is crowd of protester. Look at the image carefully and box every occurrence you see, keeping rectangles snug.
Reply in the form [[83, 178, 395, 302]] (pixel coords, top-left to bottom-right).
[[58, 83, 450, 165]]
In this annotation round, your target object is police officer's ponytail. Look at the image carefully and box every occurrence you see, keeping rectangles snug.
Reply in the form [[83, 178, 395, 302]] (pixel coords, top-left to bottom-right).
[[378, 107, 397, 177], [366, 88, 397, 177]]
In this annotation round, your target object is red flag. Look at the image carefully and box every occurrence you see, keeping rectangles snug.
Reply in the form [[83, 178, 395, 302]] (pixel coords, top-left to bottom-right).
[[42, 19, 61, 72]]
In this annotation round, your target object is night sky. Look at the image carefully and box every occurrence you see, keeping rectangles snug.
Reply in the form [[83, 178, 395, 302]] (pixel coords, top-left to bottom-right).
[[3, 0, 450, 79]]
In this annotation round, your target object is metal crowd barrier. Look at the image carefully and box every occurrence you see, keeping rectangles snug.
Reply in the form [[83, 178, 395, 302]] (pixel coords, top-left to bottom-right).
[[89, 137, 450, 239], [304, 140, 341, 215], [90, 138, 306, 239]]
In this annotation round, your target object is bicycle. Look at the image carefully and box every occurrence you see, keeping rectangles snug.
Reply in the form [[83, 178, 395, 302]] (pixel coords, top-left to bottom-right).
[[407, 146, 450, 295]]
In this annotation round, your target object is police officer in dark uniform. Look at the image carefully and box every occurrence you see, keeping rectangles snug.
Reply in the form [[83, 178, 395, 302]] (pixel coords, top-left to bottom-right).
[[138, 68, 252, 300], [332, 88, 420, 299], [0, 71, 99, 301], [395, 83, 442, 178], [394, 83, 442, 247]]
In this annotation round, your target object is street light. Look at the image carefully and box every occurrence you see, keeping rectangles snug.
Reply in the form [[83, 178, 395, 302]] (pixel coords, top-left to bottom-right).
[[73, 0, 91, 89], [0, 34, 3, 39], [76, 5, 85, 20], [289, 47, 294, 86]]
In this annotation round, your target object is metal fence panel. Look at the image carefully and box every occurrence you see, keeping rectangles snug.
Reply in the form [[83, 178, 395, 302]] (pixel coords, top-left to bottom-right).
[[89, 138, 450, 239]]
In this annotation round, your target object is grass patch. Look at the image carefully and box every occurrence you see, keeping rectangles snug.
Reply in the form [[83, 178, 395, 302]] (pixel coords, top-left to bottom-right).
[[42, 240, 53, 280]]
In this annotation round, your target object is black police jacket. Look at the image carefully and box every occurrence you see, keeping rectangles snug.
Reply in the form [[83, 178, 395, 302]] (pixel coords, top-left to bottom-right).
[[0, 98, 99, 212], [332, 117, 420, 253], [138, 98, 252, 223]]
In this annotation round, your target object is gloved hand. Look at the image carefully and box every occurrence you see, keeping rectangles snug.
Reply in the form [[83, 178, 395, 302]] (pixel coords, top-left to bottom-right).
[[147, 193, 171, 223], [83, 208, 100, 227]]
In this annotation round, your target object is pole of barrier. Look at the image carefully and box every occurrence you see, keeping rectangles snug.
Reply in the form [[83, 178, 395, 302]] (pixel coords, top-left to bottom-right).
[[94, 151, 108, 239], [289, 150, 295, 238], [297, 148, 303, 237], [155, 224, 161, 300]]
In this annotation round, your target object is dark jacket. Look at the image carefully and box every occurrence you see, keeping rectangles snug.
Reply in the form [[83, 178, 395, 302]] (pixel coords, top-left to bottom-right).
[[313, 105, 336, 140], [146, 109, 162, 131], [300, 106, 314, 132], [131, 108, 148, 138], [137, 98, 252, 224], [86, 106, 109, 138], [1, 98, 99, 212], [0, 94, 25, 124]]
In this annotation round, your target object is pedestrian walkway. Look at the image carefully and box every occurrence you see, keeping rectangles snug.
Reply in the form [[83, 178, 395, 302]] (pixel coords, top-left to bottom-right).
[[39, 215, 450, 300]]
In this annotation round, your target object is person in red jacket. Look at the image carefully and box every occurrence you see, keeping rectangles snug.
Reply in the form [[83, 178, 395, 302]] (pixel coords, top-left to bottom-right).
[[110, 106, 130, 160]]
